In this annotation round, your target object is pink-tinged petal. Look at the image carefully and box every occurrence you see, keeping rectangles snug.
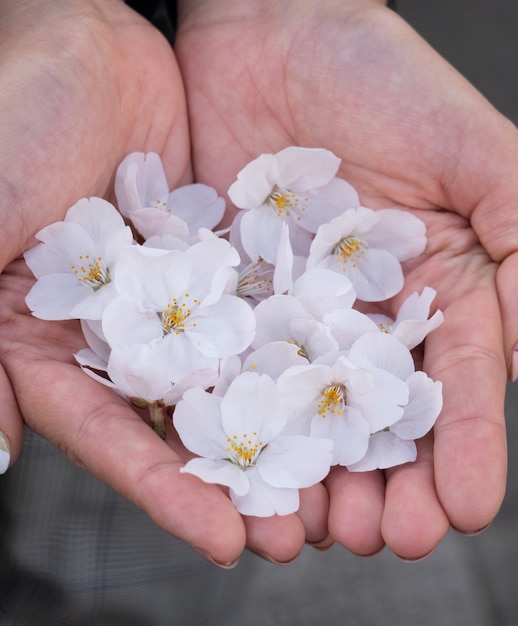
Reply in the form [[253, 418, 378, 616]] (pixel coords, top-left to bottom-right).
[[173, 387, 227, 458], [311, 405, 370, 466], [366, 209, 426, 260], [115, 152, 169, 217], [187, 295, 255, 358], [257, 435, 333, 488], [181, 457, 250, 496], [275, 147, 340, 190], [221, 372, 286, 444], [130, 208, 189, 241], [168, 184, 225, 232], [228, 153, 279, 209], [230, 467, 300, 516], [252, 295, 310, 349], [290, 268, 356, 320], [391, 372, 443, 440], [347, 431, 417, 472], [296, 178, 360, 233], [80, 320, 110, 362]]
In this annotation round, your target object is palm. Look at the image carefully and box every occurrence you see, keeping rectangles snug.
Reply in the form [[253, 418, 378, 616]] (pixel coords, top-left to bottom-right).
[[0, 0, 189, 270], [176, 1, 509, 556]]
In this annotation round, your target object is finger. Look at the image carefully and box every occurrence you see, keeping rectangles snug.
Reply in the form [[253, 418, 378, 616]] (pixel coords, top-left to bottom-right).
[[382, 434, 449, 560], [5, 354, 246, 567], [325, 466, 385, 556], [244, 513, 306, 564], [298, 483, 333, 547], [496, 253, 518, 381], [0, 364, 24, 474], [424, 283, 508, 533]]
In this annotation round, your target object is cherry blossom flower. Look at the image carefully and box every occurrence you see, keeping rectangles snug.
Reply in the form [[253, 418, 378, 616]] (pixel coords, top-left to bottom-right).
[[173, 372, 333, 517], [277, 348, 409, 465], [102, 240, 256, 370], [115, 151, 225, 240], [307, 206, 427, 301], [24, 197, 133, 320], [228, 146, 359, 263]]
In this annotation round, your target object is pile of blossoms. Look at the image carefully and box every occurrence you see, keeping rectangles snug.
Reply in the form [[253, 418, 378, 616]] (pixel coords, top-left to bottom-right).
[[24, 147, 443, 518]]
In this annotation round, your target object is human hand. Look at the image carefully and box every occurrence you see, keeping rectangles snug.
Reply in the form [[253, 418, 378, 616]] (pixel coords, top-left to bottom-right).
[[0, 0, 283, 568], [175, 0, 516, 559]]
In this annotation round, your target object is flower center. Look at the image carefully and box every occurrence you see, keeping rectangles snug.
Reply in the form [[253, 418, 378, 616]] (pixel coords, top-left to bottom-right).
[[226, 432, 264, 469], [317, 383, 347, 418], [71, 255, 110, 291], [160, 293, 200, 335], [266, 185, 306, 221], [237, 258, 274, 300], [154, 198, 171, 213], [333, 236, 368, 269]]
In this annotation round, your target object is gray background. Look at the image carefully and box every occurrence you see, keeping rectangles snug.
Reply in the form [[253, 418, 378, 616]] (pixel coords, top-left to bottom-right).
[[233, 2, 518, 624]]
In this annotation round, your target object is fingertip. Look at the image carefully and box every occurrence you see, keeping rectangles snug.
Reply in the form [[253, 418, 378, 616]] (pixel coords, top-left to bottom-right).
[[0, 366, 24, 472], [298, 483, 330, 544], [245, 513, 306, 564], [326, 467, 385, 557]]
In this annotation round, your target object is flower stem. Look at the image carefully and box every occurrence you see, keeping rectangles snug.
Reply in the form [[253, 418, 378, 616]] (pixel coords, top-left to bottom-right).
[[148, 402, 167, 440]]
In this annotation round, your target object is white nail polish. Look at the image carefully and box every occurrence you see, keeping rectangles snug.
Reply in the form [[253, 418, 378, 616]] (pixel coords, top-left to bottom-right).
[[0, 433, 10, 474]]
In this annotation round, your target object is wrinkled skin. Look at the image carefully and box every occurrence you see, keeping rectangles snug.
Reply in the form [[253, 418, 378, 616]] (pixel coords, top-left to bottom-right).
[[0, 0, 516, 566]]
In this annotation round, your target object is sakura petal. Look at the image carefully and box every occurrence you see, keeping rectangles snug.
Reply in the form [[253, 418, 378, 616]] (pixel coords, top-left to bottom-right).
[[181, 457, 250, 496], [230, 467, 300, 516], [347, 431, 417, 472]]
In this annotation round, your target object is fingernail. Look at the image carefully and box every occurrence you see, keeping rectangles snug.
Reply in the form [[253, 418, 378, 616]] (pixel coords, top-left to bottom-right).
[[193, 547, 240, 570], [511, 344, 518, 382], [453, 521, 492, 537], [248, 549, 298, 565], [397, 548, 435, 563], [306, 536, 335, 552], [0, 433, 10, 474]]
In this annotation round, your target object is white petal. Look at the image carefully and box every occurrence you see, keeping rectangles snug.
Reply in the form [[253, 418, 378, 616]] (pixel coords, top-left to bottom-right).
[[348, 332, 415, 380], [187, 295, 255, 358], [252, 294, 309, 348], [102, 295, 164, 348], [275, 147, 340, 190], [295, 178, 360, 233], [311, 406, 370, 466], [290, 268, 356, 320], [242, 343, 308, 379], [391, 371, 443, 440], [173, 387, 227, 458], [115, 152, 169, 218], [168, 184, 225, 232], [240, 205, 284, 264], [324, 309, 379, 351], [221, 372, 286, 444], [230, 467, 300, 516], [367, 209, 426, 261], [25, 273, 92, 320], [347, 431, 417, 471], [228, 153, 279, 209], [181, 457, 250, 496], [257, 435, 333, 488]]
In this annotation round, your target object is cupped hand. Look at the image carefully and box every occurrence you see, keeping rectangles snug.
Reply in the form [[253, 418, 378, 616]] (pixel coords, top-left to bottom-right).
[[175, 0, 515, 559], [0, 0, 308, 568]]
